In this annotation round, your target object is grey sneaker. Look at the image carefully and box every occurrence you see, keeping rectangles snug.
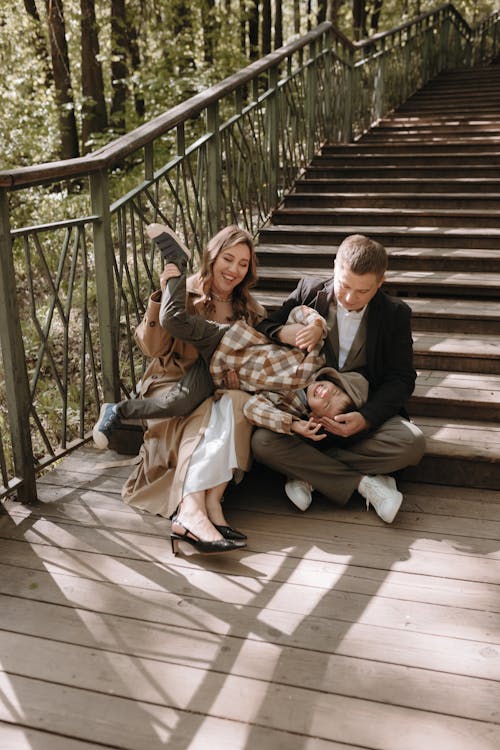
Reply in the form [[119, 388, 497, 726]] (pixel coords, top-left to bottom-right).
[[358, 474, 403, 523], [93, 403, 121, 449], [285, 478, 313, 512], [146, 223, 191, 269]]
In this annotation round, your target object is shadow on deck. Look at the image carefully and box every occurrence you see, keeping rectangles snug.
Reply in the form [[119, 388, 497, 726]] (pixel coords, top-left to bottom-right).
[[0, 444, 499, 748]]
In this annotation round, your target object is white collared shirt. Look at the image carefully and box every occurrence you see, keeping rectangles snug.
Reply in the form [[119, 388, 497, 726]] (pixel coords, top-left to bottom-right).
[[336, 303, 366, 369]]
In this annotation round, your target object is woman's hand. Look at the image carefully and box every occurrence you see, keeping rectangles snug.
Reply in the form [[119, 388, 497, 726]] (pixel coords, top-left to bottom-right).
[[318, 411, 369, 437], [160, 263, 181, 291], [291, 418, 326, 441]]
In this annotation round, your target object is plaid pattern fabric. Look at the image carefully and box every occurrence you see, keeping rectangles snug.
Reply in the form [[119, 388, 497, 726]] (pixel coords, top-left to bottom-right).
[[210, 305, 326, 393], [243, 389, 310, 434]]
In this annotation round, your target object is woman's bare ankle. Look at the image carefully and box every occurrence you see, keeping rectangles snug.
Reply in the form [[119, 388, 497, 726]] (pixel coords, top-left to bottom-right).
[[174, 503, 223, 542], [205, 491, 227, 527]]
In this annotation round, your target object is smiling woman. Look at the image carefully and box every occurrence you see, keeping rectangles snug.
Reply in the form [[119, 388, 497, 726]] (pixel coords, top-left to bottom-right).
[[118, 225, 266, 555]]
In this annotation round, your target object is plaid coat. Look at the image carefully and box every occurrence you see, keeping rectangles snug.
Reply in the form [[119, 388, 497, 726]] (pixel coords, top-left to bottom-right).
[[209, 305, 326, 432]]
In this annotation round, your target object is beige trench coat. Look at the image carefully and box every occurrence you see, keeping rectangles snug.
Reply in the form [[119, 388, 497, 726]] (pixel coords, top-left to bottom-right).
[[121, 279, 258, 519]]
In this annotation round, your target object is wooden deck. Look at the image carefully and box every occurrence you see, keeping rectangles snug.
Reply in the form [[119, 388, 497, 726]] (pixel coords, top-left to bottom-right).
[[1, 445, 499, 749]]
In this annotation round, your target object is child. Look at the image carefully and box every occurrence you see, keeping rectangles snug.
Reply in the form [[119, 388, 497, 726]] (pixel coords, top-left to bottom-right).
[[94, 224, 368, 448]]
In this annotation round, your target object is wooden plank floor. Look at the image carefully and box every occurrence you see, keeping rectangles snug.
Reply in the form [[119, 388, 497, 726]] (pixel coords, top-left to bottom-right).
[[1, 445, 499, 749]]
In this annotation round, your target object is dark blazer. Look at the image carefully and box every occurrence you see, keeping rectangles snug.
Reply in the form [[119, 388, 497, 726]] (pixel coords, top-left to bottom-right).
[[257, 276, 417, 429]]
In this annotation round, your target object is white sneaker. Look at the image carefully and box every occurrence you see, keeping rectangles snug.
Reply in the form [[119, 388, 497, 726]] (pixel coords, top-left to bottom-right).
[[358, 474, 403, 523], [285, 479, 313, 512]]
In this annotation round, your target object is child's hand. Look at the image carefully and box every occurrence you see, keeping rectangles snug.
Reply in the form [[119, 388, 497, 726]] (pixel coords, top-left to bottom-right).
[[160, 263, 181, 290], [222, 369, 240, 389], [295, 318, 324, 352], [291, 418, 326, 441]]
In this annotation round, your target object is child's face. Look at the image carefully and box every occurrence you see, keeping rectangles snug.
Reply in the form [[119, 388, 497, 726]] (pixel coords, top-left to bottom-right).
[[306, 380, 348, 419]]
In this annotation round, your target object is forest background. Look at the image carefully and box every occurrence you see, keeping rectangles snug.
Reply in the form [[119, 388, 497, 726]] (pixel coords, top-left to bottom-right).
[[2, 1, 497, 173]]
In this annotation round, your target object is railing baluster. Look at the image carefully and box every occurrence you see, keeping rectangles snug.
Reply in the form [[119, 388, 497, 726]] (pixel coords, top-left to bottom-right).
[[89, 170, 121, 403], [206, 102, 221, 236], [0, 189, 38, 502], [267, 65, 279, 210]]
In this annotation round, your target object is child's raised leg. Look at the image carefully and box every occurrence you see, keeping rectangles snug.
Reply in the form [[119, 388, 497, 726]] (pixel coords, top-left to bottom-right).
[[146, 223, 228, 364]]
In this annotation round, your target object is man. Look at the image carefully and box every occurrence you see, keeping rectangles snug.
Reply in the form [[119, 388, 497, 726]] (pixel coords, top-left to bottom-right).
[[252, 234, 426, 523]]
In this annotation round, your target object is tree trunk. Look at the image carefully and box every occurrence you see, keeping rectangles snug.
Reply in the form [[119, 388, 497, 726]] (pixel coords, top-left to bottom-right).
[[262, 0, 271, 55], [110, 0, 128, 132], [370, 0, 383, 33], [239, 0, 246, 56], [23, 0, 52, 86], [172, 0, 195, 75], [45, 0, 79, 159], [293, 0, 300, 34], [317, 0, 326, 24], [274, 0, 283, 49], [81, 0, 108, 150], [248, 0, 259, 60], [326, 0, 341, 25], [127, 12, 144, 118], [201, 0, 217, 64], [353, 0, 367, 40]]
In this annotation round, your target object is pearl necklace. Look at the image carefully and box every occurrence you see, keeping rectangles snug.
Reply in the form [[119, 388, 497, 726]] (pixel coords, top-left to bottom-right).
[[211, 291, 232, 303]]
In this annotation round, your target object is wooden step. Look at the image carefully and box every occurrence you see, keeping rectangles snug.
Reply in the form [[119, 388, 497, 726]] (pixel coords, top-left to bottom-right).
[[291, 164, 500, 178], [399, 417, 500, 491], [410, 371, 500, 420], [256, 264, 500, 300], [359, 134, 500, 144], [272, 207, 500, 229], [371, 120, 500, 130], [256, 242, 500, 273], [258, 224, 500, 250], [284, 192, 500, 211], [413, 332, 500, 375], [295, 176, 500, 193], [395, 103, 500, 114], [405, 298, 500, 334], [321, 142, 500, 154], [310, 153, 500, 166]]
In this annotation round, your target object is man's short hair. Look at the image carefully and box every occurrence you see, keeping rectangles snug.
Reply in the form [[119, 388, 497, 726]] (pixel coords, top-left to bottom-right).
[[336, 234, 387, 279]]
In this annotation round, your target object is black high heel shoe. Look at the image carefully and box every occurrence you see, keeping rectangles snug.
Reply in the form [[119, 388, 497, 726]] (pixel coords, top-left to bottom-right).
[[213, 524, 247, 541], [170, 519, 246, 556]]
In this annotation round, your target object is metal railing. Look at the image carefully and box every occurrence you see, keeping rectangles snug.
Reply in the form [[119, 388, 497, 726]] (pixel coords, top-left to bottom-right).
[[0, 4, 498, 502]]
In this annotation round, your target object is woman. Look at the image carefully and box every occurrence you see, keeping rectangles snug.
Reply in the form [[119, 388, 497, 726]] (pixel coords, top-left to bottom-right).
[[121, 225, 265, 555]]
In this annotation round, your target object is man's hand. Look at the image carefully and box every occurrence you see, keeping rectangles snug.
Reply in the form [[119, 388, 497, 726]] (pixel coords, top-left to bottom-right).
[[318, 411, 369, 438], [291, 418, 326, 441], [160, 263, 181, 291]]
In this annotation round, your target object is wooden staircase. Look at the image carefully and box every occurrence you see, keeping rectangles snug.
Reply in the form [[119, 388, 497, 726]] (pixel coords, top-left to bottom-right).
[[255, 65, 500, 490]]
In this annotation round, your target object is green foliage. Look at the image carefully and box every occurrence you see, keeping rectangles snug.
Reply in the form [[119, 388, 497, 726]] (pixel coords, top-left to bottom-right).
[[0, 8, 60, 168], [1, 1, 498, 172]]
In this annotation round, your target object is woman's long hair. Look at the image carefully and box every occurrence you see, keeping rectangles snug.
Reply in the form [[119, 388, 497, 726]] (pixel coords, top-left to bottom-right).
[[189, 225, 264, 323]]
